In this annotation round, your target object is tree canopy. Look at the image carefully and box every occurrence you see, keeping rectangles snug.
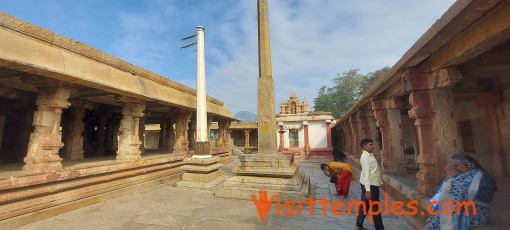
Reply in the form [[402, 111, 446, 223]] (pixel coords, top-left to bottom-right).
[[313, 66, 390, 118]]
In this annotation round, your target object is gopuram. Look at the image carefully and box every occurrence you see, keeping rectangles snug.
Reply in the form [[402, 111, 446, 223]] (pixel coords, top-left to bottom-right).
[[215, 0, 310, 201]]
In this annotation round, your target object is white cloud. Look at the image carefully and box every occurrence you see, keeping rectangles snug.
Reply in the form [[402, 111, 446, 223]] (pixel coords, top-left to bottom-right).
[[0, 0, 457, 117], [204, 0, 456, 116]]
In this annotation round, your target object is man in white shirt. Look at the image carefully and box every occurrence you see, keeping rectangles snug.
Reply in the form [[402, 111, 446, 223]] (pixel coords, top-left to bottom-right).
[[356, 138, 384, 230]]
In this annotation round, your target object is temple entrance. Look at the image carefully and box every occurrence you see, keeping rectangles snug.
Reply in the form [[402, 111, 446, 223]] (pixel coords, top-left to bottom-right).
[[289, 129, 299, 147]]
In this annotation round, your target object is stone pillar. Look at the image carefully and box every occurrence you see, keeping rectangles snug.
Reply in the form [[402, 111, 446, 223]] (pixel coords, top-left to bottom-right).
[[96, 114, 107, 156], [358, 109, 371, 138], [105, 113, 117, 154], [349, 115, 360, 156], [326, 119, 332, 150], [64, 99, 92, 160], [173, 110, 191, 155], [207, 116, 213, 141], [23, 83, 72, 172], [138, 110, 149, 154], [161, 112, 176, 151], [277, 122, 284, 151], [343, 120, 352, 155], [176, 25, 226, 188], [215, 0, 309, 201], [477, 93, 508, 176], [256, 0, 277, 154], [188, 114, 197, 151], [115, 96, 146, 161], [244, 129, 251, 148], [371, 97, 406, 175], [303, 121, 310, 154], [222, 121, 230, 151], [159, 117, 166, 149], [404, 68, 462, 196]]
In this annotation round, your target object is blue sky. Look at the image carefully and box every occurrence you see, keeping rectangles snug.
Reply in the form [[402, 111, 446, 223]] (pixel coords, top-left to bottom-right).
[[1, 0, 456, 116]]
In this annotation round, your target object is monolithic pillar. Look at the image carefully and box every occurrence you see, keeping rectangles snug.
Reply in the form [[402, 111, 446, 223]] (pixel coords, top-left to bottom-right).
[[23, 83, 72, 172], [115, 96, 146, 161], [257, 0, 277, 154], [404, 68, 462, 195]]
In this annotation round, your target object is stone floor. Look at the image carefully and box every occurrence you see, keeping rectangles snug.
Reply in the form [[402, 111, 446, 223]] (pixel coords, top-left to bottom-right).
[[14, 157, 415, 230]]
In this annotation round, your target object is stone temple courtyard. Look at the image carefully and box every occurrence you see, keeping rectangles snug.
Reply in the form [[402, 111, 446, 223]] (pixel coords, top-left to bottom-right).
[[14, 157, 414, 230]]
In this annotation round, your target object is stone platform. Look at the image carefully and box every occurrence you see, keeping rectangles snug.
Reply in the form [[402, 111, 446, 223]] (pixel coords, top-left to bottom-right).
[[176, 156, 226, 189], [215, 154, 310, 201]]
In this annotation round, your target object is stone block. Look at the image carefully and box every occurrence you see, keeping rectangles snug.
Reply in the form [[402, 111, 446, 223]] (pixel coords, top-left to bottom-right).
[[181, 170, 223, 183], [180, 163, 223, 173], [215, 175, 310, 203], [176, 174, 226, 189], [183, 156, 220, 165], [232, 163, 298, 177]]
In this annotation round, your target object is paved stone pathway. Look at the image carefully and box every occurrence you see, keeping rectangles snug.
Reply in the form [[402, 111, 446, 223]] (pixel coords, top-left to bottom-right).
[[15, 158, 415, 230]]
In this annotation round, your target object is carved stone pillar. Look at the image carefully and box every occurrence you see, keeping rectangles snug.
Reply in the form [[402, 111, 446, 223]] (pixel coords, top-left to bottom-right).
[[115, 96, 146, 161], [371, 97, 406, 175], [216, 121, 224, 150], [23, 82, 72, 172], [188, 114, 197, 151], [349, 115, 360, 156], [163, 112, 176, 151], [223, 121, 230, 150], [404, 68, 462, 196], [159, 117, 166, 149], [244, 129, 251, 148], [138, 110, 149, 154], [64, 99, 92, 160], [207, 116, 213, 141], [477, 93, 508, 176], [343, 120, 352, 155], [358, 109, 371, 138], [173, 110, 192, 155], [96, 114, 107, 156]]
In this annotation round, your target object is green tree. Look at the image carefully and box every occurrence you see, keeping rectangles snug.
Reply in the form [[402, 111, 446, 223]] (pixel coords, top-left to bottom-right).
[[313, 67, 389, 118]]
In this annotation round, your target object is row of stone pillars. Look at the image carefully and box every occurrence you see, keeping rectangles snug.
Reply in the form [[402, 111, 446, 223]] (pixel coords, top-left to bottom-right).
[[338, 68, 466, 196], [17, 77, 228, 173]]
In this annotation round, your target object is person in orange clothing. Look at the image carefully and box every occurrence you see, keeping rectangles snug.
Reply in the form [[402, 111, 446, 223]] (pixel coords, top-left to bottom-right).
[[320, 162, 355, 198]]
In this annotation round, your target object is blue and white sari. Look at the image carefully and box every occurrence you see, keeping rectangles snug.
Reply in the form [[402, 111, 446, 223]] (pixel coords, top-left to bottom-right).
[[425, 169, 495, 230]]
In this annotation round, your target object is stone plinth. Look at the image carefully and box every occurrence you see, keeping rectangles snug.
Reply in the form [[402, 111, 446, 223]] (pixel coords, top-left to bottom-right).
[[215, 153, 310, 201], [176, 156, 226, 189]]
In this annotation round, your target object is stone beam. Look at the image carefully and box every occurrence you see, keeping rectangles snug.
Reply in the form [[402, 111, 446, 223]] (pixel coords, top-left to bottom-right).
[[428, 0, 510, 70]]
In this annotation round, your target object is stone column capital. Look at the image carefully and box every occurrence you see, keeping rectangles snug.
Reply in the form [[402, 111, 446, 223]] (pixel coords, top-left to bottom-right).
[[403, 67, 462, 93]]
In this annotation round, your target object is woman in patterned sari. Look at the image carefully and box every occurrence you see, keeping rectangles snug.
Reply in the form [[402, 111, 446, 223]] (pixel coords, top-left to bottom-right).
[[425, 153, 497, 230]]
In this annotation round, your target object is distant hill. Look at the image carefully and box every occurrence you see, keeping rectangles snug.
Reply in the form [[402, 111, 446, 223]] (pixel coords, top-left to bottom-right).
[[234, 111, 258, 123]]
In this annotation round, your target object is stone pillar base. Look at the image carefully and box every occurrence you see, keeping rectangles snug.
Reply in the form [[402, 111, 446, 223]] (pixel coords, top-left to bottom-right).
[[176, 156, 226, 189], [22, 160, 62, 172], [215, 154, 310, 202]]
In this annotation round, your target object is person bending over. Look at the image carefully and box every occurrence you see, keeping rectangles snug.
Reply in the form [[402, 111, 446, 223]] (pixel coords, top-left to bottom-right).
[[320, 161, 355, 198]]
